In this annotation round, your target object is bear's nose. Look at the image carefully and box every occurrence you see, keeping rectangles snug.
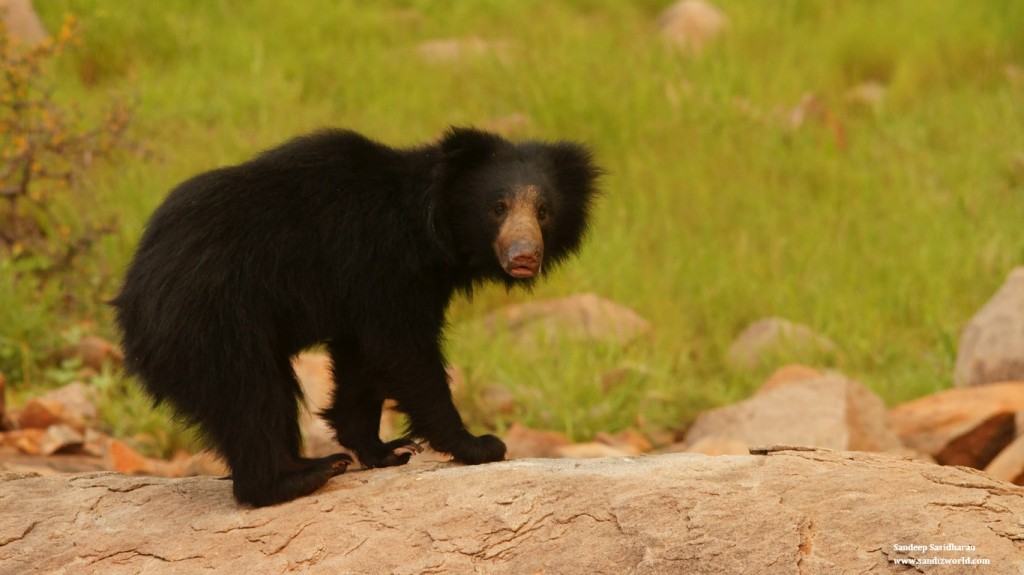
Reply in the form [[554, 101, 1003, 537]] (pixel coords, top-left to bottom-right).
[[506, 240, 542, 278]]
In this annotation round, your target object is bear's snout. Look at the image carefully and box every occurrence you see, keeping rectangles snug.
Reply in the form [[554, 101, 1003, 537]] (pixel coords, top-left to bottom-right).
[[494, 184, 546, 279], [505, 239, 542, 278]]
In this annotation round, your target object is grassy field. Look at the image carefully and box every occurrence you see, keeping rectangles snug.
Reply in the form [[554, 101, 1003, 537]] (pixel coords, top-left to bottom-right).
[[4, 0, 1023, 447]]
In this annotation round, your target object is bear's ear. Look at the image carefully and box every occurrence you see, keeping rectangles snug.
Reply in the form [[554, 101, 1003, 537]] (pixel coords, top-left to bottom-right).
[[438, 127, 504, 171], [541, 141, 603, 265], [546, 141, 603, 203], [429, 128, 505, 264]]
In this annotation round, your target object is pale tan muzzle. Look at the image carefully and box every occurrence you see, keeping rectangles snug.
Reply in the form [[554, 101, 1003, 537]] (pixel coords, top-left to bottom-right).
[[494, 185, 544, 278]]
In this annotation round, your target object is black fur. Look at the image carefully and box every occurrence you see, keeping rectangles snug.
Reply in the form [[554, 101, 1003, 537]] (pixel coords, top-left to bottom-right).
[[111, 127, 601, 506]]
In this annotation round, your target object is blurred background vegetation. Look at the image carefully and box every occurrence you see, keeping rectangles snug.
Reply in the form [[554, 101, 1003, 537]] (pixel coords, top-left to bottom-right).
[[2, 0, 1022, 453]]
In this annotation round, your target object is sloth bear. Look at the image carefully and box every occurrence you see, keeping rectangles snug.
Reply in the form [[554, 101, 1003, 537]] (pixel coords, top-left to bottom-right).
[[112, 127, 601, 507]]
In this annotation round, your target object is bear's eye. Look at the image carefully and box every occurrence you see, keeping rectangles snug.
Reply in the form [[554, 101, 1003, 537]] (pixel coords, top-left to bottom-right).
[[493, 202, 507, 218], [537, 205, 549, 221]]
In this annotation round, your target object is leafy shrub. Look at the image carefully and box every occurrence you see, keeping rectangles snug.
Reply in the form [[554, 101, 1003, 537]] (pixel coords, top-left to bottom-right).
[[0, 16, 133, 384]]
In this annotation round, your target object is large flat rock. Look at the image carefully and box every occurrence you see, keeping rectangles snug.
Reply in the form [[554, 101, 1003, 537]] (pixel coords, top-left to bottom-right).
[[2, 450, 1023, 574]]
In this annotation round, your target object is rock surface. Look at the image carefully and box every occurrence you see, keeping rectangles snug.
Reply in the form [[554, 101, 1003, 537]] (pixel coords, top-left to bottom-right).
[[68, 335, 124, 372], [8, 381, 98, 437], [502, 422, 571, 459], [986, 433, 1024, 485], [474, 292, 651, 348], [658, 0, 728, 54], [955, 268, 1024, 386], [888, 382, 1024, 460], [2, 450, 1023, 574], [725, 317, 837, 369], [684, 373, 902, 452], [757, 363, 822, 394], [39, 381, 98, 421], [415, 37, 509, 64], [669, 434, 748, 455], [0, 0, 46, 44], [15, 398, 64, 430]]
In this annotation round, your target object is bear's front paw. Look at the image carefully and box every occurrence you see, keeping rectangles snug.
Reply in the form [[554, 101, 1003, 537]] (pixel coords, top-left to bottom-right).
[[450, 433, 506, 465]]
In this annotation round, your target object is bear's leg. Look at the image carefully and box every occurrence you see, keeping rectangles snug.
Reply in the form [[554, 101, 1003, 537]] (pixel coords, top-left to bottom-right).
[[210, 358, 352, 507], [265, 452, 353, 503], [323, 342, 422, 468], [372, 347, 506, 465]]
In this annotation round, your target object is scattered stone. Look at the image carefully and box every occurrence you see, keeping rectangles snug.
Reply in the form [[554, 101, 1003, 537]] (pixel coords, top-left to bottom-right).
[[81, 428, 110, 457], [684, 374, 902, 452], [595, 429, 652, 454], [555, 442, 631, 459], [38, 424, 84, 456], [1006, 64, 1024, 86], [725, 317, 837, 369], [954, 267, 1024, 386], [644, 427, 684, 449], [935, 411, 1016, 469], [984, 433, 1024, 485], [503, 422, 571, 459], [843, 377, 906, 452], [415, 37, 508, 64], [671, 435, 748, 456], [845, 81, 886, 112], [888, 381, 1024, 457], [0, 451, 104, 475], [476, 293, 651, 348], [176, 451, 229, 477], [11, 383, 97, 433], [74, 335, 124, 371], [17, 398, 64, 430], [787, 92, 823, 130], [757, 363, 822, 394], [104, 439, 153, 475], [146, 453, 185, 479], [7, 428, 44, 454], [478, 384, 517, 416], [657, 0, 727, 55], [0, 0, 47, 45], [39, 381, 98, 430]]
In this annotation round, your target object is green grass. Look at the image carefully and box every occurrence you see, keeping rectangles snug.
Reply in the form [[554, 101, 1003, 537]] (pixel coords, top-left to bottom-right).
[[4, 0, 1023, 445]]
